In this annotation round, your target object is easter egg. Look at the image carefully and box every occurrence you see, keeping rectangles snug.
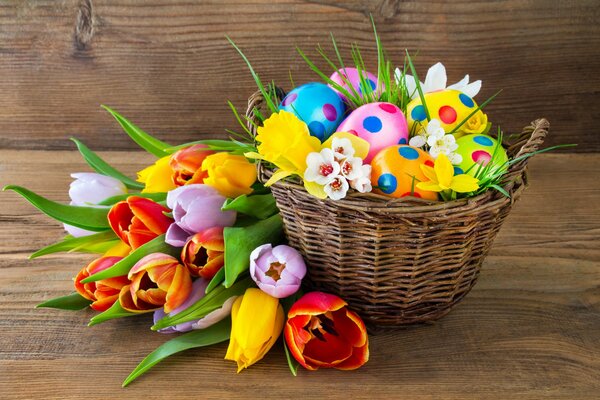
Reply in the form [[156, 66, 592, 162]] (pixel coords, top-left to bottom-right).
[[329, 67, 380, 102], [279, 82, 345, 141], [454, 134, 509, 177], [337, 102, 409, 163], [406, 89, 488, 138], [371, 145, 438, 200]]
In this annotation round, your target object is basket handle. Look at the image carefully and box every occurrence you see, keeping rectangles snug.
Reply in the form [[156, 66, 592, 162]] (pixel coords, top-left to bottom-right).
[[501, 118, 549, 192]]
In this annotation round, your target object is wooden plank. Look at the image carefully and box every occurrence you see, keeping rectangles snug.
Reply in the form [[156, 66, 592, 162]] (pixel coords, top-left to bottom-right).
[[0, 150, 598, 399], [0, 0, 598, 152]]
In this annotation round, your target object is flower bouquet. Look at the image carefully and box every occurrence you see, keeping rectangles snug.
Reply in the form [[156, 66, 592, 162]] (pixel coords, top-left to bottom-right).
[[5, 20, 565, 385]]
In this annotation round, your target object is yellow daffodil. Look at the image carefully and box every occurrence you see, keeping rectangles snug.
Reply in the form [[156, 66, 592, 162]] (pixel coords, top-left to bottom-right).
[[459, 110, 489, 137], [225, 288, 284, 372], [137, 156, 176, 193], [246, 110, 321, 186], [201, 152, 257, 198], [417, 153, 479, 195]]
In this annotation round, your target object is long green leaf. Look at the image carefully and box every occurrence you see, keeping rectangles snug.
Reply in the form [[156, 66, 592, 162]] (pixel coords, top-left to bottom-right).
[[97, 192, 167, 206], [223, 214, 283, 288], [222, 194, 278, 220], [36, 292, 92, 311], [82, 234, 178, 283], [88, 300, 137, 326], [205, 267, 226, 294], [123, 318, 231, 387], [283, 340, 299, 377], [70, 138, 144, 190], [3, 185, 110, 231], [102, 105, 171, 157], [30, 230, 118, 259], [152, 277, 252, 331]]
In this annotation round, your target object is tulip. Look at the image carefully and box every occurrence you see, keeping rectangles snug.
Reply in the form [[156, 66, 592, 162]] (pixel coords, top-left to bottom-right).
[[119, 253, 192, 314], [201, 152, 257, 198], [137, 156, 177, 193], [249, 244, 306, 298], [181, 227, 225, 279], [169, 144, 215, 186], [225, 288, 284, 372], [74, 256, 129, 312], [165, 184, 236, 247], [108, 196, 173, 249], [153, 278, 237, 333], [284, 291, 369, 371], [64, 173, 127, 237]]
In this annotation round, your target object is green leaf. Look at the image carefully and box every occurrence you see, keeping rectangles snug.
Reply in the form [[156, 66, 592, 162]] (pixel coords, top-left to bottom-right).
[[102, 105, 171, 157], [283, 339, 299, 377], [222, 194, 279, 220], [30, 230, 119, 259], [36, 292, 92, 311], [70, 138, 145, 190], [88, 299, 137, 326], [491, 184, 510, 198], [3, 185, 111, 231], [223, 214, 283, 288], [97, 192, 167, 206], [152, 277, 252, 331], [405, 50, 430, 121], [205, 267, 225, 294], [165, 139, 255, 154], [82, 234, 178, 283], [123, 318, 231, 387]]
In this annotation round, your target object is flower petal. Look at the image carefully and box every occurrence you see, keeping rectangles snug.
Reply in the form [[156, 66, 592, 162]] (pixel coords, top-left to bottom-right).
[[288, 292, 347, 318], [433, 153, 454, 188], [424, 62, 447, 92], [450, 174, 480, 193]]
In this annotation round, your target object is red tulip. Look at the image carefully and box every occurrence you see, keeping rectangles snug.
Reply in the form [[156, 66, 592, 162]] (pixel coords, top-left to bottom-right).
[[74, 256, 129, 312], [181, 227, 225, 280], [284, 292, 369, 371], [170, 144, 215, 186], [108, 196, 173, 249]]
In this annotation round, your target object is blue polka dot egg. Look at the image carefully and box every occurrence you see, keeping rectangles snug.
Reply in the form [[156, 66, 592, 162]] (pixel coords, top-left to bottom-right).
[[279, 82, 345, 141], [454, 134, 509, 177], [370, 145, 438, 200], [406, 89, 488, 139]]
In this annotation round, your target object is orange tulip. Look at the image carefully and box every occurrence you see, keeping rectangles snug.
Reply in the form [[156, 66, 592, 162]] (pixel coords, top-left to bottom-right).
[[108, 196, 173, 249], [169, 144, 215, 186], [181, 227, 225, 280], [74, 256, 129, 312], [119, 253, 192, 314]]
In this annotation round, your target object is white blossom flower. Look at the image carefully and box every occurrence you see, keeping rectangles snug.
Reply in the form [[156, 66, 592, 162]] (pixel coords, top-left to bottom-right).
[[304, 148, 341, 185], [331, 137, 355, 160], [395, 62, 482, 99], [409, 118, 446, 148], [324, 176, 349, 200], [427, 133, 462, 165], [340, 157, 363, 180], [350, 165, 372, 193]]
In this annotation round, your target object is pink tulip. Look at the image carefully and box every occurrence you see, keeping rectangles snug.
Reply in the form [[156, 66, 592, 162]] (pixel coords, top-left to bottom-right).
[[249, 244, 306, 298]]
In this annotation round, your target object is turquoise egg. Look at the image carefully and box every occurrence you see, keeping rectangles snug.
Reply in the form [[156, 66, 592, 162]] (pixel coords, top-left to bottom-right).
[[454, 134, 509, 177], [279, 82, 346, 141]]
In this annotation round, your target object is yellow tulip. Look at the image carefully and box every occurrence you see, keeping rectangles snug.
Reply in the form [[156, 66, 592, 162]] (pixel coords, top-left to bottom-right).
[[201, 152, 257, 198], [225, 288, 284, 372], [137, 156, 176, 193]]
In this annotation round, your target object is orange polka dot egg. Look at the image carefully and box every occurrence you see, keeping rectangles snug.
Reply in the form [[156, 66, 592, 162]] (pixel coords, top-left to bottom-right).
[[371, 145, 438, 200], [406, 89, 488, 138]]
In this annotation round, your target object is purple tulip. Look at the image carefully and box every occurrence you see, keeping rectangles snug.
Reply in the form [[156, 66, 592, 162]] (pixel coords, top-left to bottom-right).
[[249, 244, 307, 298], [165, 184, 236, 247], [153, 278, 237, 333], [64, 173, 127, 237]]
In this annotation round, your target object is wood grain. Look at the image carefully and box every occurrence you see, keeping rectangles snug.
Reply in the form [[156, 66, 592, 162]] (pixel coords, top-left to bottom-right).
[[0, 150, 598, 399], [0, 0, 598, 152]]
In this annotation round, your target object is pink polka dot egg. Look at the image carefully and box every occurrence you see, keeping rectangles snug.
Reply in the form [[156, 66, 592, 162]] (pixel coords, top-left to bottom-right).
[[371, 145, 438, 200], [406, 89, 486, 138], [279, 82, 346, 141], [337, 102, 409, 163], [328, 67, 381, 102], [454, 134, 509, 177]]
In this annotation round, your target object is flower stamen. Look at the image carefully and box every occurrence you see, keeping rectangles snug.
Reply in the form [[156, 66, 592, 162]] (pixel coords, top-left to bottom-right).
[[265, 261, 286, 281]]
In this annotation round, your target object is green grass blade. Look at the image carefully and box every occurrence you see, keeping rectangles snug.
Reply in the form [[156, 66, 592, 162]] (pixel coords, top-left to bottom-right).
[[102, 105, 171, 157], [405, 50, 430, 121], [36, 292, 92, 311], [449, 90, 502, 135]]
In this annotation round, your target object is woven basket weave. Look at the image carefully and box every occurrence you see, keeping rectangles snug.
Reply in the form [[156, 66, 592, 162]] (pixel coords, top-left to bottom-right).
[[247, 89, 549, 328]]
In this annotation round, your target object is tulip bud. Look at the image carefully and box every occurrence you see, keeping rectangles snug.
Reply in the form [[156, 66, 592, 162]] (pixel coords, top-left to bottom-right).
[[249, 244, 306, 298], [74, 256, 129, 312], [181, 228, 225, 279], [201, 152, 257, 198]]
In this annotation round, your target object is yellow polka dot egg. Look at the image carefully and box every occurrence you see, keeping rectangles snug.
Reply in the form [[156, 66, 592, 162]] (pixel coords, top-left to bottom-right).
[[406, 89, 489, 139], [371, 145, 438, 200]]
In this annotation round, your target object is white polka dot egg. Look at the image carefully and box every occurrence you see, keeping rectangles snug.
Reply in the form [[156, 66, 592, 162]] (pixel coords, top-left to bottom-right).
[[337, 102, 409, 163]]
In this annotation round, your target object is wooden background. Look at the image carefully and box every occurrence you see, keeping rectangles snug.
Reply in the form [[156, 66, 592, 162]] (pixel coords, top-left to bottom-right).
[[0, 0, 599, 151]]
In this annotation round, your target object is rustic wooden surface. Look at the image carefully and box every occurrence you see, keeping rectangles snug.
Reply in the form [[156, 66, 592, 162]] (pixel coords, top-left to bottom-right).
[[0, 0, 598, 152], [0, 150, 598, 399]]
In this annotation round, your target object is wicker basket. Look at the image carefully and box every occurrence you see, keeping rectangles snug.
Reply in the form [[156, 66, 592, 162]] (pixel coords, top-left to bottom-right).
[[247, 89, 549, 328]]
